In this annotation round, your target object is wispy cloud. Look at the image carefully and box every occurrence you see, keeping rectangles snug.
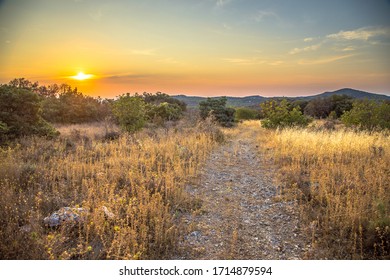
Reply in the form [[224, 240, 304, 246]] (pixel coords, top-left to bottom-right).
[[102, 73, 154, 81], [216, 0, 231, 8], [253, 10, 279, 22], [289, 44, 321, 55], [298, 54, 354, 65], [327, 26, 390, 41], [304, 37, 314, 42], [158, 57, 179, 64], [223, 57, 284, 66], [268, 60, 284, 66], [223, 57, 265, 65], [342, 46, 355, 52]]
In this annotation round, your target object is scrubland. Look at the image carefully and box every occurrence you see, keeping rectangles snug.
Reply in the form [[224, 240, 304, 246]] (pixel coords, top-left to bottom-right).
[[0, 119, 222, 259], [1, 116, 388, 260], [259, 122, 390, 259]]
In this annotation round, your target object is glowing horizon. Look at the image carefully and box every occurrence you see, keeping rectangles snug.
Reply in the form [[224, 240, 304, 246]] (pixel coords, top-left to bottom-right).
[[0, 0, 389, 98]]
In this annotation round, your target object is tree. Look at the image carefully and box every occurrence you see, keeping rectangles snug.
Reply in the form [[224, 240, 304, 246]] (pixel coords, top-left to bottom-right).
[[112, 94, 146, 132], [146, 102, 183, 123], [0, 85, 57, 142], [341, 100, 390, 130], [304, 95, 353, 119], [261, 99, 311, 129], [142, 92, 186, 112], [199, 97, 235, 127], [7, 79, 112, 124], [235, 107, 259, 120], [304, 98, 333, 118]]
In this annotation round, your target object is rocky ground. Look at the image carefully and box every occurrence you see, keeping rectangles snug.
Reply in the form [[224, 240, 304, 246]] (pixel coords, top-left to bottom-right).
[[176, 122, 312, 259]]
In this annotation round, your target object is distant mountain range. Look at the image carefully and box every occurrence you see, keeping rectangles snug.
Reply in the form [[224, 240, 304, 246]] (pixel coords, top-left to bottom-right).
[[173, 88, 390, 108]]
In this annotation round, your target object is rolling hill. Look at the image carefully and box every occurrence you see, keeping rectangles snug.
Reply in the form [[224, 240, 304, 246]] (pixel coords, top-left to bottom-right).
[[173, 88, 390, 107]]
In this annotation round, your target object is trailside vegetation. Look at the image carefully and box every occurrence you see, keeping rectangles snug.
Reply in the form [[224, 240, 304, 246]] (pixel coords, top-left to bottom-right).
[[199, 97, 235, 127], [260, 99, 311, 128]]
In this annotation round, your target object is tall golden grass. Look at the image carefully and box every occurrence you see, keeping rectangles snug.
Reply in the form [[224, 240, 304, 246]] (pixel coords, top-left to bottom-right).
[[259, 124, 390, 259], [0, 119, 221, 259]]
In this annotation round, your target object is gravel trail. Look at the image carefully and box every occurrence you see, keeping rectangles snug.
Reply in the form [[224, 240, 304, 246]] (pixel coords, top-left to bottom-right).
[[177, 122, 310, 259]]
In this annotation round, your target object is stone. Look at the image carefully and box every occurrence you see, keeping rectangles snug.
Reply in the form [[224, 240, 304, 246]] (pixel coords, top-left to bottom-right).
[[102, 206, 115, 219], [43, 207, 87, 227]]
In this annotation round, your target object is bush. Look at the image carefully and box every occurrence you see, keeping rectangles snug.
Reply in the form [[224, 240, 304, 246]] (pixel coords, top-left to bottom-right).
[[142, 92, 186, 112], [261, 99, 311, 129], [199, 97, 235, 127], [235, 107, 259, 121], [41, 85, 112, 124], [304, 95, 353, 119], [341, 100, 390, 130], [112, 94, 146, 133], [146, 102, 183, 123], [6, 79, 112, 124], [0, 85, 57, 142]]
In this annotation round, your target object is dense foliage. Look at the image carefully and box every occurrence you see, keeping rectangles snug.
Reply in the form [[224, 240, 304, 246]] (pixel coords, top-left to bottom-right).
[[235, 107, 259, 120], [261, 99, 311, 128], [199, 97, 235, 127], [341, 100, 390, 130], [5, 78, 112, 124], [1, 79, 187, 137], [142, 92, 186, 112], [304, 95, 353, 119], [0, 84, 58, 142], [112, 94, 147, 133], [42, 88, 111, 124]]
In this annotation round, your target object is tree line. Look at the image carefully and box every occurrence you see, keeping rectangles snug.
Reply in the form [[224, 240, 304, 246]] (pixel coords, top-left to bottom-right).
[[199, 94, 390, 130], [1, 77, 389, 143], [0, 78, 187, 143]]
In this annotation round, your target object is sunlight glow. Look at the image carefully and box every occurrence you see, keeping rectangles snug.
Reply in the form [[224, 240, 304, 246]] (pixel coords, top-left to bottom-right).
[[71, 72, 93, 80]]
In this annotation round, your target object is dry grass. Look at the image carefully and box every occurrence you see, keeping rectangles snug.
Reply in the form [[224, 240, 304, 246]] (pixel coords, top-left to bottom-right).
[[0, 118, 221, 259], [258, 123, 390, 259]]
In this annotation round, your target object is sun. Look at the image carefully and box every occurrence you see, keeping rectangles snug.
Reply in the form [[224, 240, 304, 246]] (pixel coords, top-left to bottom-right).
[[71, 72, 93, 80]]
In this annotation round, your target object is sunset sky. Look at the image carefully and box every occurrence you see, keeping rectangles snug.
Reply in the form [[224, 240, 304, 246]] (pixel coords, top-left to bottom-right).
[[1, 0, 389, 97]]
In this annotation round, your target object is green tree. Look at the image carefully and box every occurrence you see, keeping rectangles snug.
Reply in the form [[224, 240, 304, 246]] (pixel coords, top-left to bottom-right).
[[112, 94, 146, 132], [261, 99, 311, 128], [0, 85, 57, 142], [304, 98, 333, 118], [199, 97, 235, 127], [235, 107, 259, 120], [341, 100, 390, 130], [330, 94, 353, 118], [142, 92, 186, 112], [304, 95, 353, 119], [146, 102, 183, 123]]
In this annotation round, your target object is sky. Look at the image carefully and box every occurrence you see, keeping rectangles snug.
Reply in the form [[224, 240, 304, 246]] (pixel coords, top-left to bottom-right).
[[0, 0, 389, 97]]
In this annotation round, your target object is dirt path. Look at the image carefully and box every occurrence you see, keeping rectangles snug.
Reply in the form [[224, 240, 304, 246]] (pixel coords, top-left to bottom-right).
[[177, 122, 310, 259]]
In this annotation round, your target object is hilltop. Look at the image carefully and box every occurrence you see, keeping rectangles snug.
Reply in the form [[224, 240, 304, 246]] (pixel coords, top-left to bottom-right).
[[173, 88, 390, 107]]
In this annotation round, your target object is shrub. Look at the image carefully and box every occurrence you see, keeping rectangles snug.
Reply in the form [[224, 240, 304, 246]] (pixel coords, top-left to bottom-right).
[[0, 85, 57, 142], [42, 86, 112, 124], [235, 107, 259, 121], [341, 100, 390, 130], [199, 97, 235, 127], [112, 94, 146, 133], [142, 92, 186, 112], [6, 79, 112, 124], [261, 99, 311, 128], [304, 95, 353, 119], [146, 102, 183, 123]]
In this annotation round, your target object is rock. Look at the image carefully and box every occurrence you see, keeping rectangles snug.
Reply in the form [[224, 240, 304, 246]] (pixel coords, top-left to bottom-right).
[[20, 224, 32, 233], [43, 207, 87, 227], [189, 231, 201, 238], [102, 206, 115, 220]]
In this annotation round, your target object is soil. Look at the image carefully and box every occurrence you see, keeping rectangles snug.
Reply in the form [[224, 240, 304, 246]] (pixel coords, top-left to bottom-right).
[[176, 123, 312, 259]]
